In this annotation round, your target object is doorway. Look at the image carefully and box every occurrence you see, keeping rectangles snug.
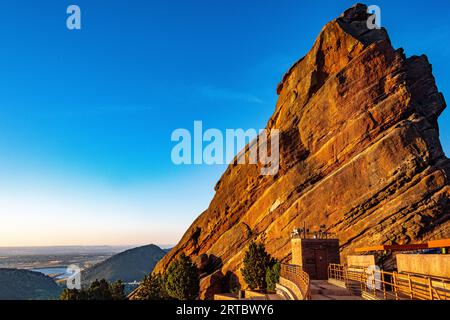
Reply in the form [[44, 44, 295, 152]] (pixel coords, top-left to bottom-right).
[[314, 249, 329, 280]]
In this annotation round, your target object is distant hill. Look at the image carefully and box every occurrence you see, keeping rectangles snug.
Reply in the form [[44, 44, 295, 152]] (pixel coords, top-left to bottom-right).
[[81, 244, 166, 286], [0, 269, 62, 300]]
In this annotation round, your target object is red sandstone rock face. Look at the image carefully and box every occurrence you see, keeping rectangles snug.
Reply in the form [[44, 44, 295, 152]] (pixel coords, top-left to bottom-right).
[[154, 4, 450, 298]]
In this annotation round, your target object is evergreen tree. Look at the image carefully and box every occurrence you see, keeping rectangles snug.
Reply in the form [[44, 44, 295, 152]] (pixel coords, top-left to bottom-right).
[[60, 288, 86, 300], [59, 278, 126, 300], [88, 279, 113, 300], [110, 280, 126, 300], [165, 253, 199, 300], [133, 273, 170, 300], [241, 241, 277, 291]]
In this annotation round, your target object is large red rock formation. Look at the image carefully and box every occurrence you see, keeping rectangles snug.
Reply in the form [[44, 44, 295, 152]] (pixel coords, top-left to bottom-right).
[[154, 4, 450, 298]]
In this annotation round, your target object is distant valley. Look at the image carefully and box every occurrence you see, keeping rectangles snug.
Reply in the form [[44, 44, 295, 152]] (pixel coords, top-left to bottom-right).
[[0, 246, 133, 270], [0, 245, 168, 300]]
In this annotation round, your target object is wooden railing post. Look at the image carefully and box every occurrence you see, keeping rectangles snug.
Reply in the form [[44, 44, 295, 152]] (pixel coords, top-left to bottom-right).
[[360, 269, 364, 294], [344, 266, 347, 283], [444, 280, 447, 300], [393, 272, 399, 300], [408, 274, 413, 299], [428, 277, 433, 300], [372, 269, 376, 296]]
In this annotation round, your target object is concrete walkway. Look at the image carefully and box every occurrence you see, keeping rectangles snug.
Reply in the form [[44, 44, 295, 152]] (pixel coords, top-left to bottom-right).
[[310, 280, 363, 300]]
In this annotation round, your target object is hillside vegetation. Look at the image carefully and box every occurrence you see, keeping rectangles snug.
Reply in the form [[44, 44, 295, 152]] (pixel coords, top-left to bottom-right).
[[82, 244, 166, 286], [0, 268, 62, 300]]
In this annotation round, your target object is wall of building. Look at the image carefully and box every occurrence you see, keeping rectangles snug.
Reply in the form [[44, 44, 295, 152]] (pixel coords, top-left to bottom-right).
[[291, 238, 340, 280], [347, 255, 376, 268], [291, 238, 303, 266], [396, 254, 450, 278]]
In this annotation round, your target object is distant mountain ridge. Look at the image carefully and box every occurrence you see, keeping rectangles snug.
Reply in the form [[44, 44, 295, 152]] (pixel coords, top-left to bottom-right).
[[0, 245, 133, 256], [81, 244, 166, 286], [0, 268, 62, 300]]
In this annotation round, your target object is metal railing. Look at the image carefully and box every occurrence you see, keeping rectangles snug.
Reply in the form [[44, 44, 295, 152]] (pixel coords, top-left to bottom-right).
[[280, 264, 311, 300], [328, 263, 450, 300]]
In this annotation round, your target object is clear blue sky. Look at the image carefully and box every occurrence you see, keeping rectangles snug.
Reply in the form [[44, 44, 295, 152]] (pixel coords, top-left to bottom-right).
[[0, 0, 449, 246]]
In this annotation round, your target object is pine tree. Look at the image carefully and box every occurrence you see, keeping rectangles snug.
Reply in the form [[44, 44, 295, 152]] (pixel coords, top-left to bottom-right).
[[87, 279, 113, 300], [241, 241, 277, 291], [59, 278, 125, 300], [60, 288, 87, 300], [165, 253, 199, 300], [110, 280, 126, 300], [133, 273, 170, 300]]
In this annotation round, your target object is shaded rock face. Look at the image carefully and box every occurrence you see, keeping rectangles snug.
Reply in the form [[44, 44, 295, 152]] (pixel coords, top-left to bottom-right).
[[154, 4, 450, 298]]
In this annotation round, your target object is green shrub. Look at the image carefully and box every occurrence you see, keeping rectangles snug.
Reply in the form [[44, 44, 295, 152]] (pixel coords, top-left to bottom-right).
[[266, 261, 280, 292]]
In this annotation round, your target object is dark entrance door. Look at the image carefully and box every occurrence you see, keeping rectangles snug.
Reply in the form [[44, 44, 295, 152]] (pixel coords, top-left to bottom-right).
[[314, 249, 328, 280]]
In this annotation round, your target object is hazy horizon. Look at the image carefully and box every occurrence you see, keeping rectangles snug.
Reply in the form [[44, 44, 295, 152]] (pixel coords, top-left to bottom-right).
[[0, 244, 174, 250]]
